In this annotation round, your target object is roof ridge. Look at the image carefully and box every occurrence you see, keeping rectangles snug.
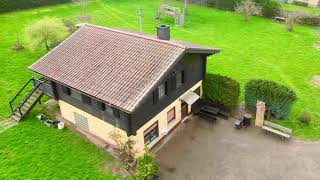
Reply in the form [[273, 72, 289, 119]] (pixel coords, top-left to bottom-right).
[[82, 23, 187, 49]]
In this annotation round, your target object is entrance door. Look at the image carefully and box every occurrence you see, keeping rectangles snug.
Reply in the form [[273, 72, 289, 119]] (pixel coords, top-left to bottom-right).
[[181, 102, 188, 120]]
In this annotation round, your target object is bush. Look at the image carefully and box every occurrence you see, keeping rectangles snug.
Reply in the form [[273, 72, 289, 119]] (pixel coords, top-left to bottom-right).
[[0, 0, 71, 13], [208, 0, 241, 10], [207, 0, 281, 18], [254, 0, 281, 18], [235, 0, 262, 22], [136, 148, 159, 180], [203, 74, 240, 108], [245, 79, 297, 119], [299, 112, 312, 125], [297, 12, 320, 26]]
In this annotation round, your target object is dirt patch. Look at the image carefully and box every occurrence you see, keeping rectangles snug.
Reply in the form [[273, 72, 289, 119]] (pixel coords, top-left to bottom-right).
[[311, 75, 320, 89]]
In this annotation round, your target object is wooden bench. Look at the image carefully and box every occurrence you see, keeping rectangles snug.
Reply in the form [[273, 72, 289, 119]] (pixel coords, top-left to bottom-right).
[[199, 106, 218, 124], [274, 16, 286, 23], [262, 121, 292, 139]]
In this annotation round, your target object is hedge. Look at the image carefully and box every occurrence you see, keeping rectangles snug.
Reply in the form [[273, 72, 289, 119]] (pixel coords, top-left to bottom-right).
[[203, 74, 240, 108], [207, 0, 281, 18], [0, 0, 72, 13], [207, 0, 241, 10], [296, 12, 320, 26], [245, 79, 297, 119]]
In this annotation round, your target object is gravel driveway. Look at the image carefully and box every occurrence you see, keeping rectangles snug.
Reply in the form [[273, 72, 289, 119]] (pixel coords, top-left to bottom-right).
[[156, 116, 320, 180]]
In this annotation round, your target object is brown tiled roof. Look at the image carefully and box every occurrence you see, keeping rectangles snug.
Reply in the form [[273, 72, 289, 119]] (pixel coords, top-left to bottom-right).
[[29, 24, 219, 112]]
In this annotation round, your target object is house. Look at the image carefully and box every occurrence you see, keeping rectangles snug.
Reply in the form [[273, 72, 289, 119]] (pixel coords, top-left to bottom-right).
[[28, 24, 220, 155], [285, 0, 319, 8]]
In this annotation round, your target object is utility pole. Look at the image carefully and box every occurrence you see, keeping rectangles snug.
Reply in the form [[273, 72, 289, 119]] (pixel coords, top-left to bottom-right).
[[138, 6, 143, 33]]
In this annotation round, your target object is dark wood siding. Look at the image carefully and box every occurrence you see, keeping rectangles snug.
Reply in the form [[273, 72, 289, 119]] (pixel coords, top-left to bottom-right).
[[55, 84, 131, 135], [39, 80, 55, 98], [131, 54, 205, 133]]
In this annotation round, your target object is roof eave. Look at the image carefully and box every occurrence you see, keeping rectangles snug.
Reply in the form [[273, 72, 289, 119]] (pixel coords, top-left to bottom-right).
[[28, 69, 133, 114], [186, 48, 220, 55]]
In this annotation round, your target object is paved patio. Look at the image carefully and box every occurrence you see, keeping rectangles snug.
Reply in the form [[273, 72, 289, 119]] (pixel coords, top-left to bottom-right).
[[156, 116, 320, 180]]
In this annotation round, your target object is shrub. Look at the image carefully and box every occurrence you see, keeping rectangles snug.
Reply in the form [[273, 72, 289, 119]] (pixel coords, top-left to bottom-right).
[[208, 0, 241, 10], [297, 12, 320, 26], [254, 0, 281, 18], [285, 11, 302, 32], [0, 0, 71, 13], [208, 0, 281, 17], [235, 0, 262, 22], [299, 112, 312, 125], [136, 148, 159, 180], [26, 17, 69, 51], [203, 74, 240, 108], [245, 79, 297, 119]]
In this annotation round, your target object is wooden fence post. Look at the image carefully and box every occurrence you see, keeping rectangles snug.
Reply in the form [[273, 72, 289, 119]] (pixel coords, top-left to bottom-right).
[[255, 101, 266, 127]]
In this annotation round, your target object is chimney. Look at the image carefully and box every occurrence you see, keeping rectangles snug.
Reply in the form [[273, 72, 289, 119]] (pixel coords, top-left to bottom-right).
[[157, 25, 170, 40]]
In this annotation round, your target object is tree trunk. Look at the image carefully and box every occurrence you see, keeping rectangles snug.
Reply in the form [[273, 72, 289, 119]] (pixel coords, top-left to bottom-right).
[[184, 0, 188, 16]]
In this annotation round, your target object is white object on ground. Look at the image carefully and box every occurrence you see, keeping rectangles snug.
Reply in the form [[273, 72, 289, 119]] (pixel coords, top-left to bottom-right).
[[57, 122, 65, 130]]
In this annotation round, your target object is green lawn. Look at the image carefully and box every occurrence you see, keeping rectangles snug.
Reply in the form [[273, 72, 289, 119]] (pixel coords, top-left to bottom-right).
[[0, 0, 320, 178], [0, 0, 319, 152], [282, 3, 320, 14], [0, 111, 123, 179]]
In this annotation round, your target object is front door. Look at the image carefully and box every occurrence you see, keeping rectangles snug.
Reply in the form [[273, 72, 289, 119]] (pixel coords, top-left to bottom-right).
[[181, 102, 188, 120]]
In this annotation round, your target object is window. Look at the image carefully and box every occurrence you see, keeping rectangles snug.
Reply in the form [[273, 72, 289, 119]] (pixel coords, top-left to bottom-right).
[[176, 71, 185, 88], [70, 89, 82, 101], [167, 107, 175, 124], [113, 108, 120, 118], [62, 86, 71, 95], [98, 101, 106, 111], [158, 81, 168, 99], [143, 122, 159, 145], [81, 94, 92, 105], [74, 112, 89, 131]]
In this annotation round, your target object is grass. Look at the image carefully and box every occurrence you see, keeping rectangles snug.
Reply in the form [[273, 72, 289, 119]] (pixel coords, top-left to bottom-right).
[[0, 111, 122, 179], [282, 3, 320, 14], [0, 0, 319, 178], [0, 0, 319, 137]]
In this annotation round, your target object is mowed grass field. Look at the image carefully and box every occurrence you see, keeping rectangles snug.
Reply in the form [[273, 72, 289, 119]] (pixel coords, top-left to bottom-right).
[[0, 111, 119, 179], [0, 0, 319, 178], [0, 1, 319, 136]]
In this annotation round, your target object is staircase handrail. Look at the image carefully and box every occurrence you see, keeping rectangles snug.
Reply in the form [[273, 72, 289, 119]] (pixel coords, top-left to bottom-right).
[[16, 82, 44, 117], [9, 77, 43, 113]]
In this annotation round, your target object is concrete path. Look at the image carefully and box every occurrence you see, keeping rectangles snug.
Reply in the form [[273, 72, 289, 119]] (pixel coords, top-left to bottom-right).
[[156, 116, 320, 180]]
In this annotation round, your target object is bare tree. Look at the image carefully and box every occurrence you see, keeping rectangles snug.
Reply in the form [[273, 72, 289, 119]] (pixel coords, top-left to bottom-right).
[[235, 0, 262, 22], [286, 11, 301, 32]]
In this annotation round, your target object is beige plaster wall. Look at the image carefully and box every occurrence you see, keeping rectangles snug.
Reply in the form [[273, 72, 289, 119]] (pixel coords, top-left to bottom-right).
[[59, 80, 202, 156], [59, 100, 128, 146]]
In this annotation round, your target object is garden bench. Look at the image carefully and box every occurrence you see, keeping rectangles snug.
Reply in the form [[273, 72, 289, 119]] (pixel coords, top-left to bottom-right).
[[274, 16, 286, 23], [262, 121, 292, 139], [199, 105, 218, 124]]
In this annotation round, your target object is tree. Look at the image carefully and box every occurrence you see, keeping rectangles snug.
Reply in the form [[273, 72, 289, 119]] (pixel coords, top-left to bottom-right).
[[26, 17, 69, 51], [136, 147, 159, 180], [235, 0, 262, 22], [286, 11, 301, 32]]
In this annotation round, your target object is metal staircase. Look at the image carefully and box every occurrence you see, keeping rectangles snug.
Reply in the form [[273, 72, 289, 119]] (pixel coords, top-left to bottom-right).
[[9, 77, 44, 121]]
